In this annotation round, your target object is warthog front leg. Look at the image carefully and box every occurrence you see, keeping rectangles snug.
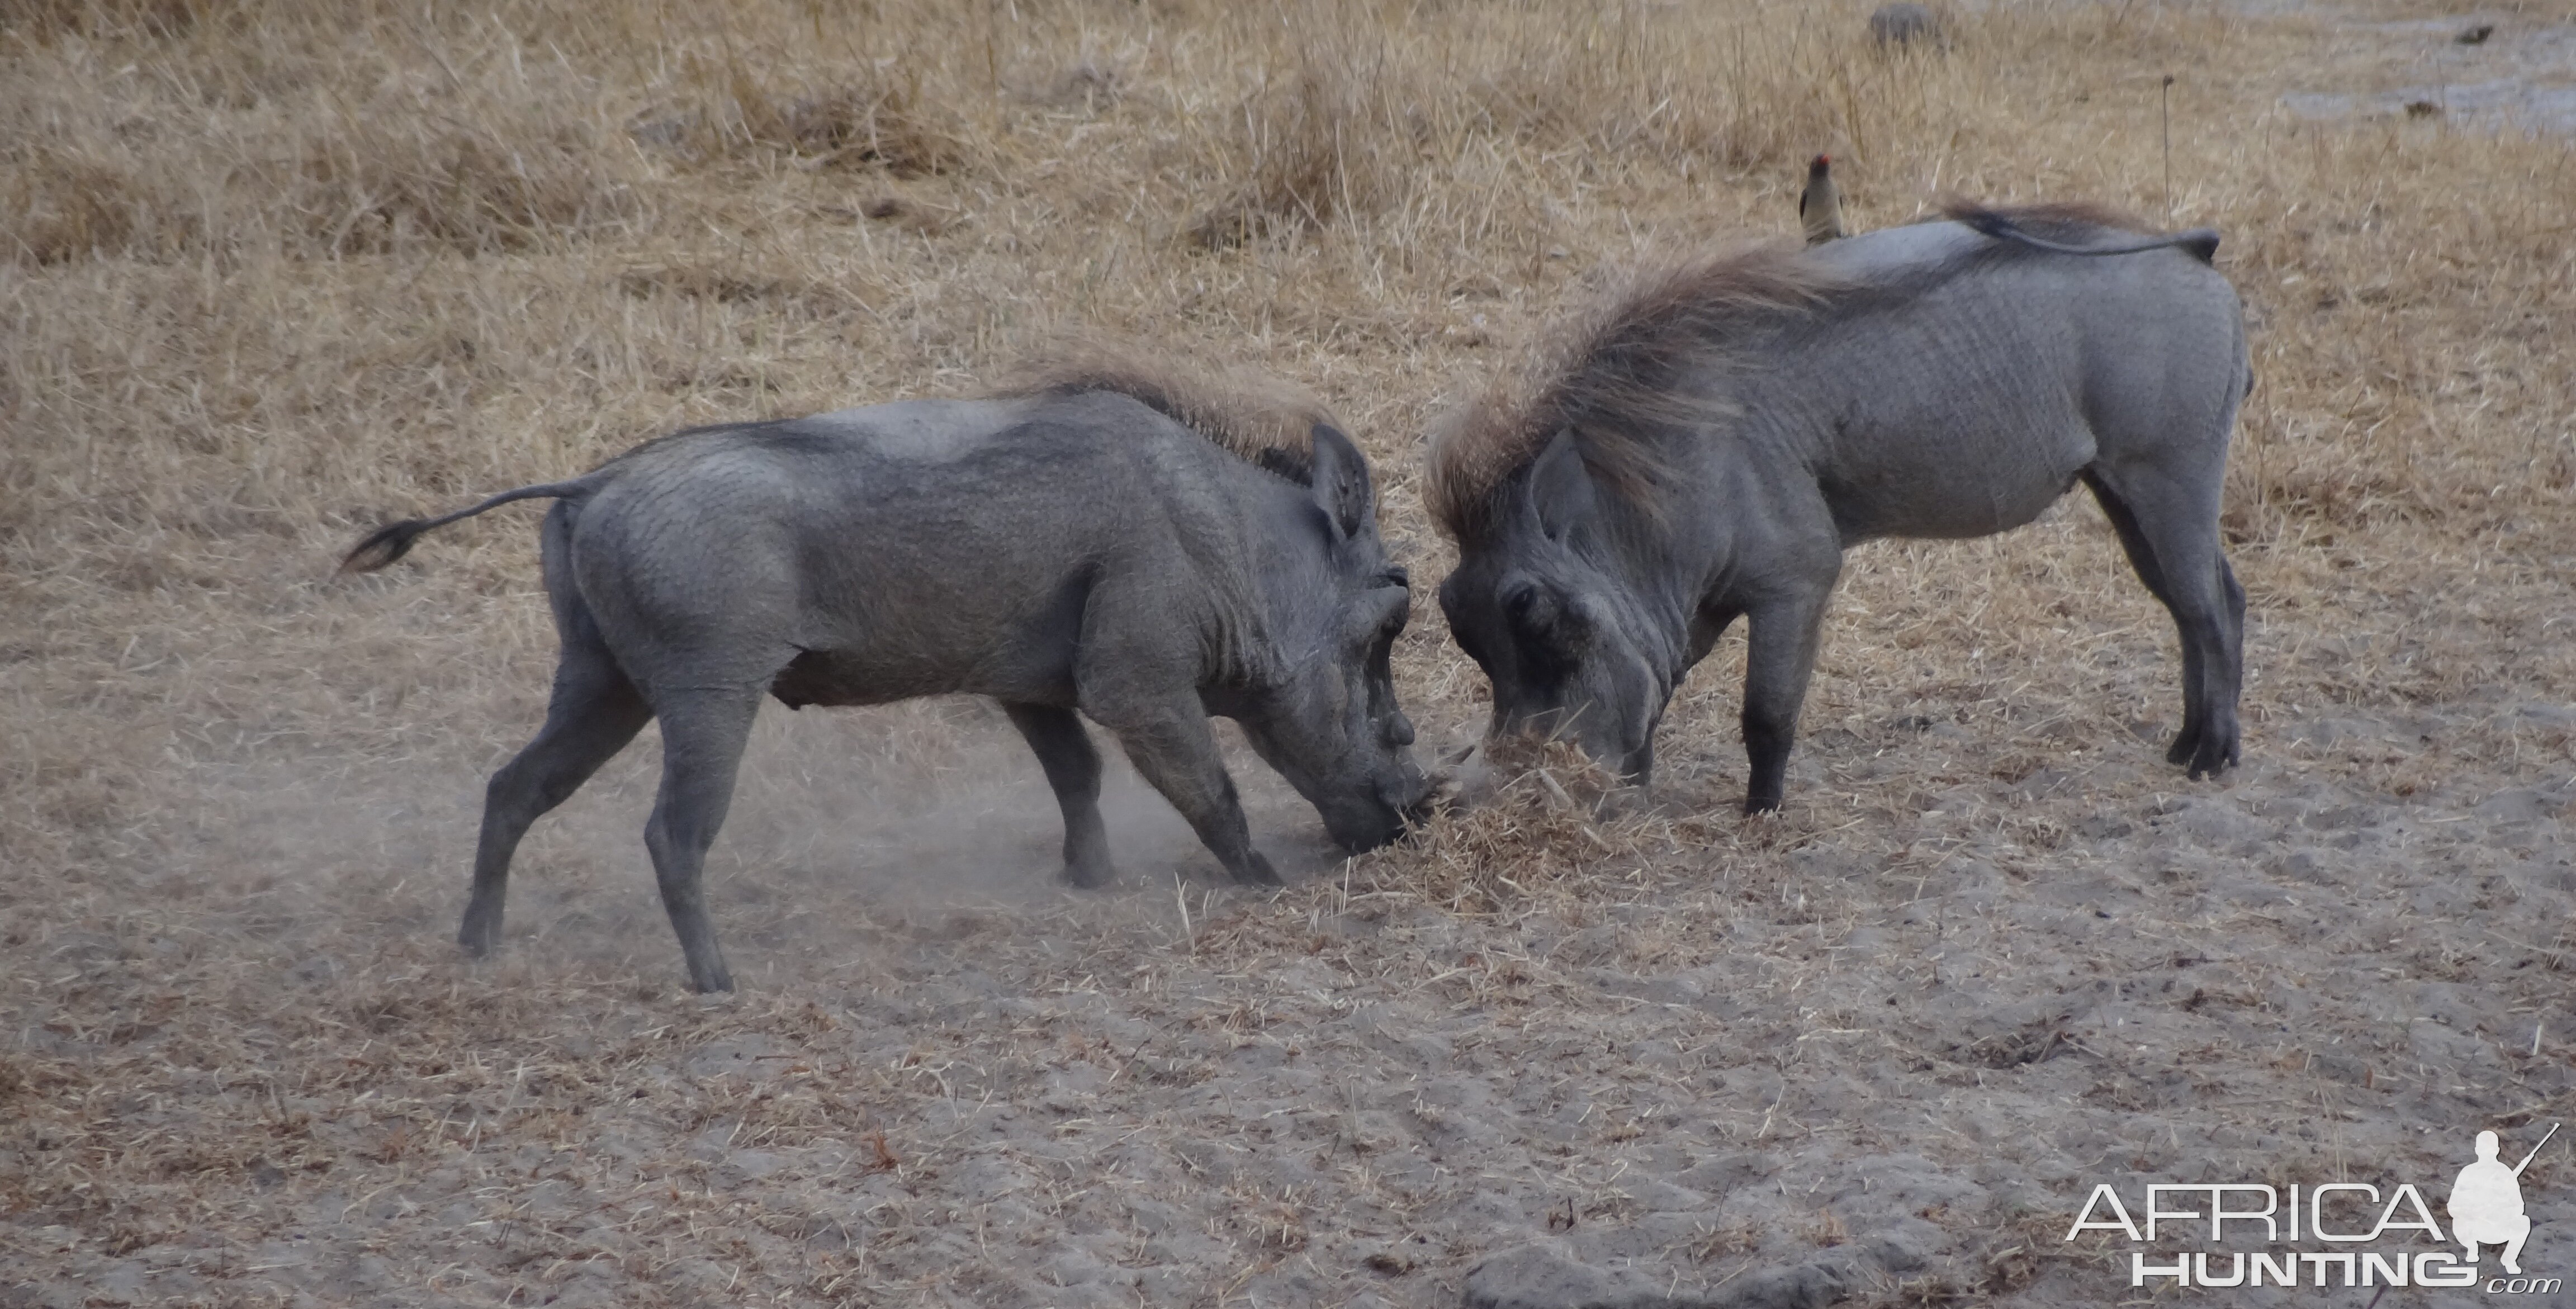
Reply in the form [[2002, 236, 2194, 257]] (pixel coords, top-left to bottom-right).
[[642, 686, 764, 994], [1002, 702, 1117, 888], [462, 645, 651, 959], [1740, 579, 1836, 814], [1093, 698, 1281, 888]]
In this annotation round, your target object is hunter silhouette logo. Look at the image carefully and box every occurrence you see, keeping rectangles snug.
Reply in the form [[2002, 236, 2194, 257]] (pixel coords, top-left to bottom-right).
[[2066, 1121, 2564, 1292], [2452, 1124, 2556, 1275]]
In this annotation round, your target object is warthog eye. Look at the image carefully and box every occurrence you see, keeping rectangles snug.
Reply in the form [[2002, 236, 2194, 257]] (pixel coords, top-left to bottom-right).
[[1502, 578, 1558, 634], [1502, 576, 1589, 657]]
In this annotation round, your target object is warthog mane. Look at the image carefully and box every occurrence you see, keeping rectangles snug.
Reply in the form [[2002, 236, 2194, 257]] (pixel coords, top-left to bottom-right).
[[1424, 241, 1845, 544], [995, 340, 1344, 486]]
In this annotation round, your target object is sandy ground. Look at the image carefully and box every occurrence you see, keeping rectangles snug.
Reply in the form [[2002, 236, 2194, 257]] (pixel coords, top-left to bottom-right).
[[7, 510, 2573, 1308]]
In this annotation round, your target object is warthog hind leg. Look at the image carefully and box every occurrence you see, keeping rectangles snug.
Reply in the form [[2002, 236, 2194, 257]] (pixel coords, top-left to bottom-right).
[[2082, 468, 2243, 779], [461, 641, 651, 959], [1003, 702, 1117, 888], [642, 685, 767, 993]]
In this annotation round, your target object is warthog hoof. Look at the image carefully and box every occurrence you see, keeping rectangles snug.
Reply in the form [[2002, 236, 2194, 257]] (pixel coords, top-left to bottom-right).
[[1234, 852, 1285, 888], [1060, 856, 1117, 890], [457, 910, 503, 959], [2167, 722, 2240, 780]]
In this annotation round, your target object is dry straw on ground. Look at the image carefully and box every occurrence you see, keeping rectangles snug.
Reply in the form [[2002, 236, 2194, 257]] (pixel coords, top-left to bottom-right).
[[5, 0, 2574, 1305]]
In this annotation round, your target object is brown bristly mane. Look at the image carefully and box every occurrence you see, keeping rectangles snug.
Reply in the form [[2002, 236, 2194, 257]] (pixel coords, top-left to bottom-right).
[[1426, 241, 1845, 542], [1931, 196, 2158, 239], [993, 341, 1341, 483]]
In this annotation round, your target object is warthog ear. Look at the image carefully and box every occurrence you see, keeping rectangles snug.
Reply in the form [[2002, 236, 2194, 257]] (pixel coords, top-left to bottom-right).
[[1308, 422, 1375, 542], [1526, 429, 1597, 543]]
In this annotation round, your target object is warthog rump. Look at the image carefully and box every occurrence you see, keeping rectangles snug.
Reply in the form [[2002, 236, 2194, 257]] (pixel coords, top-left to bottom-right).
[[343, 358, 1429, 992], [1430, 201, 2250, 813]]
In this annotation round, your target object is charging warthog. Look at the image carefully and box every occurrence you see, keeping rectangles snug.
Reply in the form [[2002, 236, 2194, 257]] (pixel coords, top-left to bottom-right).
[[343, 355, 1430, 992], [1431, 201, 2250, 812]]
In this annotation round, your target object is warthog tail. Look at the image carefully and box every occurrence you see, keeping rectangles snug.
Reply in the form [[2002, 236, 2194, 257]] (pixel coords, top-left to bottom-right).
[[1953, 205, 2219, 263], [339, 479, 593, 574]]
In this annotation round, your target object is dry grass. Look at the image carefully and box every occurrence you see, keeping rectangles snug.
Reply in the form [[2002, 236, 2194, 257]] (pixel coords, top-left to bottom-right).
[[6, 0, 2576, 1304]]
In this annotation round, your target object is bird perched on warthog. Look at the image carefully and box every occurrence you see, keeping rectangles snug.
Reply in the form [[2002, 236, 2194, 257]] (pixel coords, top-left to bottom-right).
[[341, 350, 1430, 992], [1430, 200, 2249, 813], [1799, 155, 1846, 245]]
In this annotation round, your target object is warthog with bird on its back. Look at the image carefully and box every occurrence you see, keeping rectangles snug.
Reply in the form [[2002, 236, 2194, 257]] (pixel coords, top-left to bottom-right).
[[1431, 201, 2252, 812], [342, 351, 1431, 992]]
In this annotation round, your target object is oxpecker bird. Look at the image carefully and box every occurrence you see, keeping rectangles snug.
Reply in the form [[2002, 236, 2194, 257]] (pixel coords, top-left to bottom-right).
[[1800, 155, 1846, 245]]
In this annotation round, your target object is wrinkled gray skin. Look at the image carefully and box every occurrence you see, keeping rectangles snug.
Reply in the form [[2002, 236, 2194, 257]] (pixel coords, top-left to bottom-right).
[[350, 391, 1429, 992], [1441, 219, 2250, 813]]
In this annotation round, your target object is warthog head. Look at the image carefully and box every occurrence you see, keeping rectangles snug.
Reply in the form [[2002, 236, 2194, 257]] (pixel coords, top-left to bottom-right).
[[1437, 431, 1675, 784], [1229, 424, 1433, 850]]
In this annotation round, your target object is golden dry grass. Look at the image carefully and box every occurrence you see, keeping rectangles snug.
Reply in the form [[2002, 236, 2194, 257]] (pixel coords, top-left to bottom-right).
[[6, 0, 2575, 1305]]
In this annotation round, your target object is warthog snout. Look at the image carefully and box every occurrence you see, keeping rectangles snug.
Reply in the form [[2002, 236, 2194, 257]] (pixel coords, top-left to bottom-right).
[[1304, 757, 1432, 853]]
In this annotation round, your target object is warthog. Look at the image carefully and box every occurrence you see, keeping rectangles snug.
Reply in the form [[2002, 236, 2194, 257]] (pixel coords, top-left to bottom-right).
[[343, 356, 1430, 991], [1429, 202, 2250, 812], [1867, 3, 1944, 50]]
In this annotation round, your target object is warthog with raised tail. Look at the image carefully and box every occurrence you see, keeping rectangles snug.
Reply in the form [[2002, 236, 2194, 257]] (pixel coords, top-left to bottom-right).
[[344, 353, 1430, 992], [1429, 201, 2250, 812]]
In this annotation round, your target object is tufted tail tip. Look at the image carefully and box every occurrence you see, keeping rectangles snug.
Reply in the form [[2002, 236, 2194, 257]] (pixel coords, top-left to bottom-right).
[[338, 519, 432, 574]]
